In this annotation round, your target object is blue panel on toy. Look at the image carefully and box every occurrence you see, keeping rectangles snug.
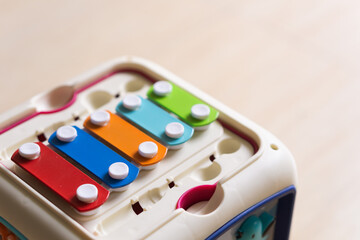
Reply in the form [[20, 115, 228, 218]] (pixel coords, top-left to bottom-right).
[[206, 186, 296, 240], [0, 216, 27, 240], [235, 212, 274, 240], [48, 126, 139, 190], [116, 96, 194, 147]]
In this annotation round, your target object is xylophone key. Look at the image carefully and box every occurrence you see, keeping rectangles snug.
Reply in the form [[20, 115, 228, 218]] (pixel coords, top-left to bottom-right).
[[48, 126, 139, 191], [147, 81, 219, 130], [11, 142, 110, 214], [116, 95, 194, 149], [84, 110, 167, 169]]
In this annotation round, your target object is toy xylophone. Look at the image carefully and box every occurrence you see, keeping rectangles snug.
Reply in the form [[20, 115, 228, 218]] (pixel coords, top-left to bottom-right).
[[0, 57, 297, 240]]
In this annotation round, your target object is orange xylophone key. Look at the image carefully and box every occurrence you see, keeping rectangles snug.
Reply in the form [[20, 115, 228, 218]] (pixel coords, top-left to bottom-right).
[[84, 110, 167, 169]]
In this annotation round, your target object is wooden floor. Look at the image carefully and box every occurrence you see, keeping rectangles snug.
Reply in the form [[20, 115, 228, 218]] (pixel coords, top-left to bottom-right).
[[1, 1, 359, 239]]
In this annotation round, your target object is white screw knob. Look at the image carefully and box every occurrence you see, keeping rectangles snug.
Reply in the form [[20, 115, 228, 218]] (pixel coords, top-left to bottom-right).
[[90, 110, 110, 126], [191, 104, 210, 120], [56, 126, 77, 142], [123, 95, 142, 110], [138, 141, 158, 158], [153, 81, 173, 96], [108, 162, 129, 180], [165, 122, 184, 139], [19, 143, 41, 160], [76, 184, 98, 203]]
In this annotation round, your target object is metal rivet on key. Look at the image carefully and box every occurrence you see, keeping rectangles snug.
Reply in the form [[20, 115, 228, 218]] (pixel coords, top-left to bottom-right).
[[56, 126, 77, 142], [191, 104, 210, 120], [19, 142, 41, 160], [76, 184, 98, 203], [165, 122, 184, 139], [90, 110, 110, 126], [123, 95, 142, 110], [108, 162, 129, 180], [153, 81, 173, 96], [138, 141, 158, 158]]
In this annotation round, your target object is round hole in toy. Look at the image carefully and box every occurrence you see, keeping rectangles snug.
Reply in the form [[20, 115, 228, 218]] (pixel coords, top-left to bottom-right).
[[34, 85, 75, 112], [192, 162, 221, 182], [125, 78, 146, 92], [217, 138, 241, 155], [176, 183, 224, 215], [84, 90, 113, 111]]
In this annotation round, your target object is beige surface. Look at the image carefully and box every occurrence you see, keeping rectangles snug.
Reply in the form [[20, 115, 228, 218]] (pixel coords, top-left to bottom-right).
[[0, 1, 359, 239]]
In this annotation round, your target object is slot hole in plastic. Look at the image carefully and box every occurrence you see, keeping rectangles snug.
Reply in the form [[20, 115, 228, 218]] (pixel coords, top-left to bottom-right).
[[168, 181, 175, 189], [132, 202, 144, 215], [37, 133, 47, 142]]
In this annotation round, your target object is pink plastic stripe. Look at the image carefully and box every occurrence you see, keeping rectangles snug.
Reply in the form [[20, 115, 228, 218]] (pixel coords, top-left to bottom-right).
[[0, 70, 157, 135], [0, 68, 259, 155], [176, 183, 217, 210], [0, 112, 40, 135], [218, 119, 259, 154]]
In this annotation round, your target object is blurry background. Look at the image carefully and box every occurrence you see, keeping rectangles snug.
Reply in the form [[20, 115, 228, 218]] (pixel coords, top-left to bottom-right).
[[1, 1, 359, 239]]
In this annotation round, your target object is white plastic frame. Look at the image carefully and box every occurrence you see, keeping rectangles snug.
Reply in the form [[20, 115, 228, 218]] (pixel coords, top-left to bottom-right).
[[0, 56, 297, 240]]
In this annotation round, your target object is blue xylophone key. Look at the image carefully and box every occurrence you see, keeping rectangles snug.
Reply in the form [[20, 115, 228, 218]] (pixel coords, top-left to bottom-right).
[[49, 126, 139, 191], [116, 95, 194, 149]]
